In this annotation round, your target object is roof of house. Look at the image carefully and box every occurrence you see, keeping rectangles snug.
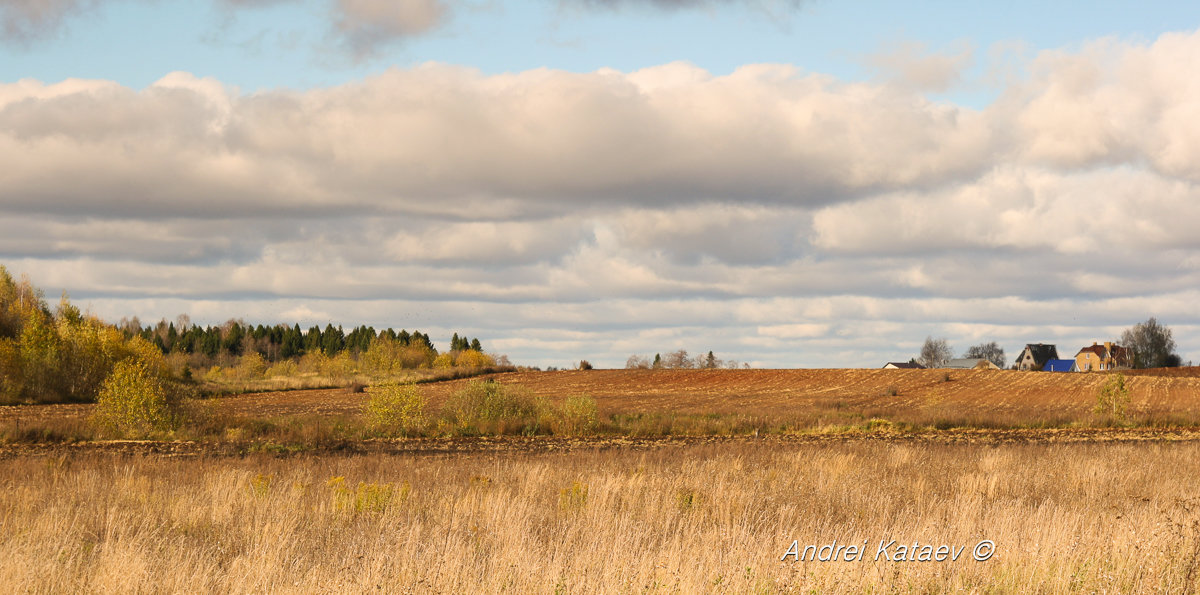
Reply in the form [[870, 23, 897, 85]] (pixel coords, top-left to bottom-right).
[[1043, 359, 1077, 372], [883, 362, 925, 369], [1022, 343, 1060, 367], [1076, 342, 1129, 361]]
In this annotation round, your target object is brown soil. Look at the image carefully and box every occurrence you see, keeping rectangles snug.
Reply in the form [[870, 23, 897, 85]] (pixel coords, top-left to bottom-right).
[[5, 368, 1200, 425], [3, 426, 1200, 459]]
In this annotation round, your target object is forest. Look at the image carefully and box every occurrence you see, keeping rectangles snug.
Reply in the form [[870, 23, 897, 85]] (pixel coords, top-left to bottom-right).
[[0, 265, 498, 404]]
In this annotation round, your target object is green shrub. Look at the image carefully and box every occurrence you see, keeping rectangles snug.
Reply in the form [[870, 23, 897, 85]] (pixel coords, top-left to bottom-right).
[[556, 394, 599, 436], [235, 352, 268, 380], [443, 380, 543, 434], [93, 359, 183, 437], [265, 359, 298, 378], [1095, 373, 1130, 422], [364, 382, 427, 436]]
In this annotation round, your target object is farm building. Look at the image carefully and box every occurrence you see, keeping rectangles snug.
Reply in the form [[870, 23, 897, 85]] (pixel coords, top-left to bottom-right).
[[1016, 343, 1060, 371], [883, 362, 926, 369], [1043, 359, 1079, 372], [944, 358, 1002, 370], [1075, 342, 1130, 372]]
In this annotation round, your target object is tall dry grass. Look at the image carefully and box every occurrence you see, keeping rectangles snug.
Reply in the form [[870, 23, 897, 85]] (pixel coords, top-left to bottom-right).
[[1, 441, 1198, 592]]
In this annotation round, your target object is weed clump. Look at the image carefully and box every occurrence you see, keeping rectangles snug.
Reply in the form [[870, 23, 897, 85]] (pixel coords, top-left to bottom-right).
[[327, 476, 408, 514], [675, 487, 700, 513], [559, 481, 588, 512]]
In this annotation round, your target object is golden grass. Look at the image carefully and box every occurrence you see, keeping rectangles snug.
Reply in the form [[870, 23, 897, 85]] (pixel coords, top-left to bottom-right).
[[2, 441, 1199, 592]]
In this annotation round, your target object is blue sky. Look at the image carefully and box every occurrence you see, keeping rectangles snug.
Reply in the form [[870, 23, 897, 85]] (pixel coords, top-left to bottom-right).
[[9, 1, 1200, 96], [4, 0, 1200, 368]]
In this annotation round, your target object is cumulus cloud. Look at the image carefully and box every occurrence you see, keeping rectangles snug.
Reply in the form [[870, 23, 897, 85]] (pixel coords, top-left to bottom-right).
[[811, 167, 1200, 256], [7, 29, 1200, 366], [0, 62, 993, 219], [384, 219, 593, 265], [865, 40, 975, 92]]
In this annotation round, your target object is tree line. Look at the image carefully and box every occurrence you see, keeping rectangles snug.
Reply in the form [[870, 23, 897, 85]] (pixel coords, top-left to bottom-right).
[[0, 265, 495, 404], [117, 314, 457, 362], [625, 350, 748, 370]]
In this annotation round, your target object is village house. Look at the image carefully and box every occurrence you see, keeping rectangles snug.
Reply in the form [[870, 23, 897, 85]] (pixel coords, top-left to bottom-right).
[[882, 362, 925, 369], [1074, 342, 1130, 372], [1043, 359, 1079, 372], [1015, 343, 1060, 371]]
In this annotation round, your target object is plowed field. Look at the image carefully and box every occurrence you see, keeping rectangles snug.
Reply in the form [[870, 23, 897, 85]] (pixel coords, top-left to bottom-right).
[[5, 368, 1200, 426]]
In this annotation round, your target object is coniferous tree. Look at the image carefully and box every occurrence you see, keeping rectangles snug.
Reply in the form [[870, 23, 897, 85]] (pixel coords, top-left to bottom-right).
[[280, 324, 303, 359], [223, 321, 244, 356], [305, 326, 322, 353], [321, 324, 345, 356]]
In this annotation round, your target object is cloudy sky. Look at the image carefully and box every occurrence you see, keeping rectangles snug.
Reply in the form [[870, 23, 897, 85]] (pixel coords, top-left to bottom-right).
[[4, 0, 1200, 368]]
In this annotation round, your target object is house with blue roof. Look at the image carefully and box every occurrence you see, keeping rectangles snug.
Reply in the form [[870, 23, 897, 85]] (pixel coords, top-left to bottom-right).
[[1042, 359, 1078, 372]]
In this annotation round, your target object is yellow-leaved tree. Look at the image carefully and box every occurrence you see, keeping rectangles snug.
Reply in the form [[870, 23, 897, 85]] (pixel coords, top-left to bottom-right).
[[455, 349, 495, 368], [93, 357, 183, 438]]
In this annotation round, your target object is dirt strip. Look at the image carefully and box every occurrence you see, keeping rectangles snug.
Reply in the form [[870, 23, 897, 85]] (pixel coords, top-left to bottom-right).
[[4, 427, 1200, 459]]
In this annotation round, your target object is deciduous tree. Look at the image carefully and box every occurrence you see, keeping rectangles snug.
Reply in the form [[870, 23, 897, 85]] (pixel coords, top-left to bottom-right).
[[1121, 317, 1180, 368], [918, 336, 952, 369], [963, 342, 1006, 368]]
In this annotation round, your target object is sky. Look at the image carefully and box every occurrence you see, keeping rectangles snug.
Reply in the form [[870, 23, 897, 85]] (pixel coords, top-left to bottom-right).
[[3, 0, 1200, 369]]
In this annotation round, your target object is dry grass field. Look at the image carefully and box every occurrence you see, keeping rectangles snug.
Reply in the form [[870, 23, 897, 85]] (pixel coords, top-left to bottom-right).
[[2, 441, 1199, 593], [3, 368, 1200, 592]]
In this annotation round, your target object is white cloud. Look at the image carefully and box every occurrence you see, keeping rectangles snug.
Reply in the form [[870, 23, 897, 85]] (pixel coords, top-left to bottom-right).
[[812, 166, 1200, 256], [0, 62, 994, 219], [7, 29, 1200, 366], [865, 40, 975, 92], [755, 323, 829, 339]]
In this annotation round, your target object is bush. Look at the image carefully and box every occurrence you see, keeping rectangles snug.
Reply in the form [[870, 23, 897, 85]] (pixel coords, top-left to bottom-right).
[[93, 359, 183, 437], [442, 380, 543, 434], [456, 349, 496, 368], [1095, 373, 1131, 422], [0, 338, 22, 404], [578, 360, 594, 370], [556, 394, 599, 435], [364, 382, 427, 436], [321, 351, 356, 383], [236, 352, 268, 380], [266, 359, 298, 378]]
